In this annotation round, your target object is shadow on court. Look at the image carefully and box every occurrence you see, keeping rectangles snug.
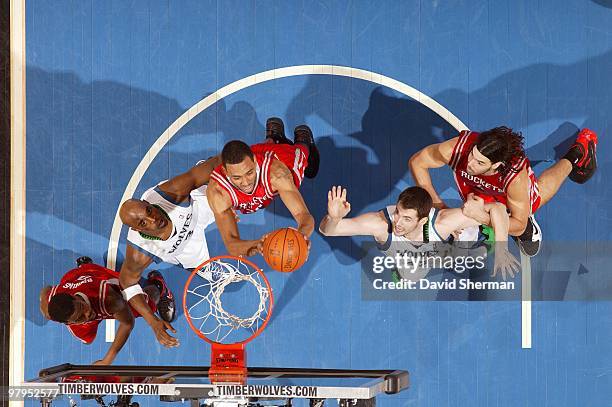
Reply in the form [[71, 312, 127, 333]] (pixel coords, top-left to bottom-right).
[[26, 46, 612, 328]]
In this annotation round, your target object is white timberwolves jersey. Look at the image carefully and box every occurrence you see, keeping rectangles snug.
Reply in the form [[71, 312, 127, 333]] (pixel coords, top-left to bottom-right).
[[377, 206, 445, 257], [376, 206, 478, 279], [127, 183, 215, 269]]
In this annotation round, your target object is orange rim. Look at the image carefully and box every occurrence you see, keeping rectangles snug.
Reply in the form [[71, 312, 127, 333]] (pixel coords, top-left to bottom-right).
[[182, 255, 274, 345]]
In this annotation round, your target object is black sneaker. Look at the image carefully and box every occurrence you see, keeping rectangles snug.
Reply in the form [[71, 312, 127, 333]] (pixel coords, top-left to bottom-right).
[[294, 124, 320, 179], [76, 256, 93, 267], [266, 117, 293, 145], [146, 270, 176, 323], [513, 215, 542, 257]]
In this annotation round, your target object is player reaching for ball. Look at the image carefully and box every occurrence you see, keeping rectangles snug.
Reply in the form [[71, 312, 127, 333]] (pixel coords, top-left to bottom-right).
[[320, 186, 520, 280], [208, 118, 320, 258]]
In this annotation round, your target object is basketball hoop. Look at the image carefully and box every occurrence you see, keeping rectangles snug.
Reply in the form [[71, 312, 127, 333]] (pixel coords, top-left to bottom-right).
[[183, 255, 273, 384]]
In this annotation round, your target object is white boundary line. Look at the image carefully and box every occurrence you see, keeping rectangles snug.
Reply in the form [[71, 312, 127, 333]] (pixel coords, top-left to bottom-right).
[[10, 0, 27, 405], [98, 64, 530, 350], [521, 253, 532, 348]]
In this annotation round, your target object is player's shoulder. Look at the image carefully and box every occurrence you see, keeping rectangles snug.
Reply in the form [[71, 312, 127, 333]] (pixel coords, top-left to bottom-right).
[[505, 165, 530, 191], [207, 178, 233, 209], [367, 210, 391, 242], [447, 130, 477, 145], [138, 184, 162, 201], [374, 209, 390, 227], [268, 158, 293, 187], [269, 155, 291, 174]]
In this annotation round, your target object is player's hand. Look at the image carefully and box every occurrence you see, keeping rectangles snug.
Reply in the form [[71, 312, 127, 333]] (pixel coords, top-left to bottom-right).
[[327, 186, 351, 219], [303, 233, 312, 251], [149, 318, 179, 348], [93, 358, 112, 366], [246, 246, 260, 257], [451, 229, 464, 240], [492, 246, 520, 281], [462, 193, 485, 219], [250, 233, 270, 257]]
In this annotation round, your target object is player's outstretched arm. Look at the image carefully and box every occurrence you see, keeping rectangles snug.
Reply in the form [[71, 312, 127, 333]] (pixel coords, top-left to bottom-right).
[[319, 186, 388, 242], [119, 245, 179, 348], [208, 180, 262, 257], [487, 202, 510, 243], [409, 137, 458, 209], [270, 160, 314, 239], [94, 289, 135, 365], [433, 207, 481, 240], [157, 155, 222, 201], [487, 202, 520, 280], [270, 161, 315, 240]]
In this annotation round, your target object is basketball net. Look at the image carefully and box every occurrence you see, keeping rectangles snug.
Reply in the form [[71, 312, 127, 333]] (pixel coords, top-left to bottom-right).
[[183, 256, 273, 384]]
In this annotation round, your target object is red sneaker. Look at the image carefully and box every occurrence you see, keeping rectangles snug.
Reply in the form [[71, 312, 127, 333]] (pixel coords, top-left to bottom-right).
[[565, 128, 598, 184], [147, 270, 176, 323]]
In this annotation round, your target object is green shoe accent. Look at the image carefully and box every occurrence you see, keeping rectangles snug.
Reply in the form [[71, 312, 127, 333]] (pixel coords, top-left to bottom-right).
[[480, 225, 496, 254], [481, 225, 495, 242], [391, 269, 401, 283]]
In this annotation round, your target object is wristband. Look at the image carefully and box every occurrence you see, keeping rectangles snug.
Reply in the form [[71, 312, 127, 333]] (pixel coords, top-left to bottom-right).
[[121, 284, 145, 301]]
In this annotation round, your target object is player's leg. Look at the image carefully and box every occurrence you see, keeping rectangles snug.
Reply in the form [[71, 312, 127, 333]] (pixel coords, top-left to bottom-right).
[[537, 128, 598, 207], [294, 124, 320, 178], [515, 129, 597, 257], [145, 271, 176, 322], [265, 117, 293, 145], [535, 160, 573, 207]]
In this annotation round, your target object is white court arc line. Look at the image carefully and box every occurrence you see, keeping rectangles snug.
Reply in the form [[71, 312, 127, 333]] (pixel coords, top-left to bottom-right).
[[104, 65, 531, 349]]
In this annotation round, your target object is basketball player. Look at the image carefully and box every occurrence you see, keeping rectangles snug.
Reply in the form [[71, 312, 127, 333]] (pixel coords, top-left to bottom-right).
[[207, 118, 319, 257], [320, 186, 519, 280], [118, 155, 221, 348], [39, 258, 171, 365], [117, 118, 318, 347], [409, 127, 598, 256]]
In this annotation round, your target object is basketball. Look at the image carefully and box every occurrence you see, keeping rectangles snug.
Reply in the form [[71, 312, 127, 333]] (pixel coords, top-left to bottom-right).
[[262, 228, 309, 272]]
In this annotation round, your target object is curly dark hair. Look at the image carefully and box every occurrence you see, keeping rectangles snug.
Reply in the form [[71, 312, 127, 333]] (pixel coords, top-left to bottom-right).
[[475, 126, 526, 177]]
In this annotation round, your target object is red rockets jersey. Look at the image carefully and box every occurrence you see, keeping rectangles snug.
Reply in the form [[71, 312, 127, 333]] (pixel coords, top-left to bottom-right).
[[449, 130, 541, 212], [211, 143, 309, 214], [48, 264, 156, 344]]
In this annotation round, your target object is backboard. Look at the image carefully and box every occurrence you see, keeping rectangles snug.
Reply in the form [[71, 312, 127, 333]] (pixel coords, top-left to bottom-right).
[[22, 364, 409, 406]]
